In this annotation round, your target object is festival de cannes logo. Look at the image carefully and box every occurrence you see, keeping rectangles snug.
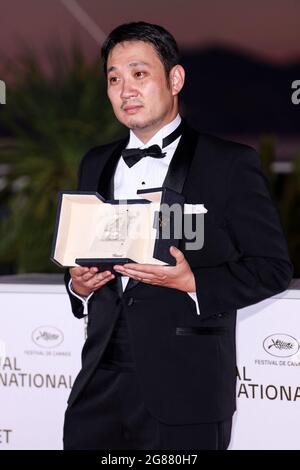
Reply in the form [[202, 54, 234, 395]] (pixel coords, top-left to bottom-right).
[[32, 326, 64, 349], [263, 334, 299, 358]]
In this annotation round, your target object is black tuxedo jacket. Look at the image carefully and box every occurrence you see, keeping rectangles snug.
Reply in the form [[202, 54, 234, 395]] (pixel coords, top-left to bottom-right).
[[64, 122, 293, 424]]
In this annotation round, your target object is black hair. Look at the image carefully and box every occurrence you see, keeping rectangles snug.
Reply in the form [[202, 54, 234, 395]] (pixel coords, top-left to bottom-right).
[[101, 21, 180, 78]]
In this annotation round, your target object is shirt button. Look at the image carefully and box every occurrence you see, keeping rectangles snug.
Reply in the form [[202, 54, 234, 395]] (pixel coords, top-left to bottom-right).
[[127, 297, 134, 306]]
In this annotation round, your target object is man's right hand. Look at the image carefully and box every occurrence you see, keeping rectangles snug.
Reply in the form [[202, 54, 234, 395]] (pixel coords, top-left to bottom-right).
[[69, 266, 115, 296]]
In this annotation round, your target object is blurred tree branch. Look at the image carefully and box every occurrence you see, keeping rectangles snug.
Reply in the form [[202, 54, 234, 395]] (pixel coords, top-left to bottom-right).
[[0, 44, 125, 273]]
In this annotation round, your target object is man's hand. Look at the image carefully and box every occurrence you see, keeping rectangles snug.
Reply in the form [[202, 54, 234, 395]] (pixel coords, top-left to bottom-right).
[[113, 246, 196, 292], [70, 266, 115, 296]]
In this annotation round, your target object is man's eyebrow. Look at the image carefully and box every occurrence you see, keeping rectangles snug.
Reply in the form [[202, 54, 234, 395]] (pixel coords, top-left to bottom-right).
[[128, 61, 151, 67], [107, 61, 151, 74]]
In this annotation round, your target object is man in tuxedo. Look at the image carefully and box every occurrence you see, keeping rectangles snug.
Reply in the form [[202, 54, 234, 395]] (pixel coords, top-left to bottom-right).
[[63, 22, 293, 450]]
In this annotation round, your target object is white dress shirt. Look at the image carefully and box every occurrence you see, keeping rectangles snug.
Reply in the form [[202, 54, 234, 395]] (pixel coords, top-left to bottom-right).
[[69, 114, 200, 315]]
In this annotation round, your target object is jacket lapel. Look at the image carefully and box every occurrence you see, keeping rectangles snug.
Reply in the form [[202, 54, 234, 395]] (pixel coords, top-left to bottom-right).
[[162, 121, 199, 193], [124, 121, 199, 292], [97, 138, 128, 200]]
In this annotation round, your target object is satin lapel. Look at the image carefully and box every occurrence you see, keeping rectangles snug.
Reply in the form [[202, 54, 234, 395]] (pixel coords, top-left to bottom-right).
[[98, 137, 128, 298], [124, 122, 199, 292], [97, 138, 128, 200], [162, 121, 199, 193]]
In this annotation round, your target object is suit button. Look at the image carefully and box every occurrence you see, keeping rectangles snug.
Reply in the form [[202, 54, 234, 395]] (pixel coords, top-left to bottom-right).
[[127, 297, 134, 306]]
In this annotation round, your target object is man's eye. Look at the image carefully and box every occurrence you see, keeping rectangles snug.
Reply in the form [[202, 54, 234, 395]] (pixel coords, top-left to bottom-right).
[[135, 71, 146, 78], [109, 77, 119, 84]]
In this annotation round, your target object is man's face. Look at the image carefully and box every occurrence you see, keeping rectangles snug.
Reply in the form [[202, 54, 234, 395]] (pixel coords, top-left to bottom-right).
[[106, 41, 181, 138]]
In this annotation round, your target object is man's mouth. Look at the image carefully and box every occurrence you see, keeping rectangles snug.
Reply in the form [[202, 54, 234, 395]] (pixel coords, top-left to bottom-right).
[[122, 105, 143, 114]]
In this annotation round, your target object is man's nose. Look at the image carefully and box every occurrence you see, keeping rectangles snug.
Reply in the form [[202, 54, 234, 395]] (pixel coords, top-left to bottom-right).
[[120, 79, 138, 99]]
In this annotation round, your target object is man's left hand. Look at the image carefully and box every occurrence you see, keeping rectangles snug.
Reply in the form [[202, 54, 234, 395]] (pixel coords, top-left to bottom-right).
[[113, 246, 196, 292]]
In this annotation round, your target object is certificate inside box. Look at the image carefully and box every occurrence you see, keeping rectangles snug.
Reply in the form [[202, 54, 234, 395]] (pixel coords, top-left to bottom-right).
[[51, 187, 185, 270]]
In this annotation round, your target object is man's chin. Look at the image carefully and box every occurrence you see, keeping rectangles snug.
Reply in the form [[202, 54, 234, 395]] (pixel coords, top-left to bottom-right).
[[116, 113, 160, 131], [126, 117, 158, 131]]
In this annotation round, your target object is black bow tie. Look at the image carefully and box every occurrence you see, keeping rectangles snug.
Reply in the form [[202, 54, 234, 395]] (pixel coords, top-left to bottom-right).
[[121, 121, 184, 168], [122, 145, 166, 168]]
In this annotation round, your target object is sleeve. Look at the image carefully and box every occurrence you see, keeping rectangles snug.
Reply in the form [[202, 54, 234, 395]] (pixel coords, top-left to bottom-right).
[[63, 150, 97, 319], [193, 148, 293, 319], [64, 269, 91, 319], [187, 292, 200, 315], [68, 278, 94, 316]]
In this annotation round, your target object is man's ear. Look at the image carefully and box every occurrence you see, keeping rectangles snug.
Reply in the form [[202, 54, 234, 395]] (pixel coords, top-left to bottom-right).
[[170, 65, 185, 95]]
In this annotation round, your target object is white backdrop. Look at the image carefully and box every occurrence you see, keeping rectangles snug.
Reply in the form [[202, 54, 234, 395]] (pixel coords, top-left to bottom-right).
[[0, 283, 84, 450], [230, 289, 300, 450], [0, 281, 299, 450]]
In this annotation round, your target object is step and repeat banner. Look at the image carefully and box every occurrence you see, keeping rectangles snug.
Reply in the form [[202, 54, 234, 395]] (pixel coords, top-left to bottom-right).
[[0, 283, 84, 450], [0, 282, 299, 450], [229, 290, 300, 450]]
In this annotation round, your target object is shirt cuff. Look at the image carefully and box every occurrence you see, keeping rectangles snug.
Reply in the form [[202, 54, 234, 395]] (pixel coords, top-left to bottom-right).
[[187, 292, 200, 315], [68, 279, 94, 316]]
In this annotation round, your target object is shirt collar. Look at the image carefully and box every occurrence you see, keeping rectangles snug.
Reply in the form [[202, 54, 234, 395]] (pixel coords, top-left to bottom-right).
[[127, 114, 182, 149]]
